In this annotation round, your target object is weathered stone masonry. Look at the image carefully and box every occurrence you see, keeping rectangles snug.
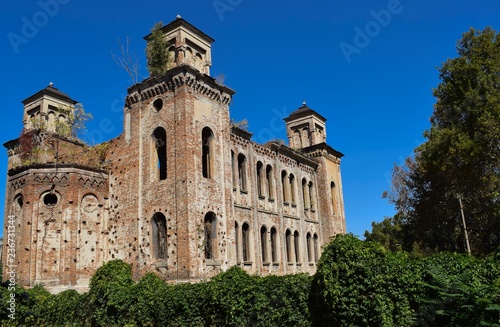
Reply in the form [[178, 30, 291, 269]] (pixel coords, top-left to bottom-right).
[[2, 17, 346, 292]]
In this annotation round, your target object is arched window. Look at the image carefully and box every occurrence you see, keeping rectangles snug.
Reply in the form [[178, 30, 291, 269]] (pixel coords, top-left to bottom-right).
[[152, 213, 167, 259], [242, 223, 250, 262], [294, 230, 300, 263], [13, 194, 23, 212], [204, 212, 217, 259], [289, 174, 296, 205], [281, 170, 289, 203], [235, 222, 240, 263], [152, 127, 167, 180], [260, 226, 268, 263], [309, 181, 316, 211], [231, 150, 237, 189], [270, 227, 277, 263], [331, 181, 336, 215], [257, 161, 264, 197], [202, 127, 214, 178], [238, 154, 247, 191], [285, 229, 292, 263], [306, 232, 312, 263], [266, 165, 274, 199], [302, 178, 310, 209], [313, 233, 319, 262]]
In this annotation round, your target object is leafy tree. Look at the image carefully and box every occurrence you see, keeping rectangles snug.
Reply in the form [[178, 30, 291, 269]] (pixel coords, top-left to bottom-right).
[[146, 22, 170, 77], [381, 27, 500, 256]]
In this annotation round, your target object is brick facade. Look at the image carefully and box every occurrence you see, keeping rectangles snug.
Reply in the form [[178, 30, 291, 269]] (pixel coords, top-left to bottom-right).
[[2, 17, 346, 293]]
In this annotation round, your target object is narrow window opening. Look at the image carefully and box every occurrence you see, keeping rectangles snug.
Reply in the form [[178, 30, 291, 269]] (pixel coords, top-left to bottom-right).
[[306, 232, 312, 262], [204, 212, 216, 259], [202, 127, 214, 178], [289, 174, 296, 205], [266, 165, 274, 198], [313, 233, 319, 262], [152, 213, 167, 259], [285, 229, 292, 263], [294, 230, 300, 263], [270, 227, 277, 263], [242, 223, 250, 262], [238, 154, 247, 191], [235, 222, 240, 263], [152, 127, 167, 180], [257, 161, 263, 197], [260, 226, 267, 263]]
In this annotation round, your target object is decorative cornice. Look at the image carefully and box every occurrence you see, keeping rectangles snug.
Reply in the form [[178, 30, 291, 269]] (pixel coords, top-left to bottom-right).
[[126, 66, 234, 107]]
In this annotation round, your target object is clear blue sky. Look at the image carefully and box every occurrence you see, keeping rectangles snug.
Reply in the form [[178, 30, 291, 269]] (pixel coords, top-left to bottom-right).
[[1, 0, 499, 238]]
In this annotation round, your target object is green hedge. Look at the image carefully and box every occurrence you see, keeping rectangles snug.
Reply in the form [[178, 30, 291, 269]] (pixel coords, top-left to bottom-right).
[[1, 235, 499, 326]]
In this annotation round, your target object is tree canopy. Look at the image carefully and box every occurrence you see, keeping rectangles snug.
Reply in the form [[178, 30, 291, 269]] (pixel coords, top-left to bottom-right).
[[146, 22, 170, 77], [367, 27, 500, 256]]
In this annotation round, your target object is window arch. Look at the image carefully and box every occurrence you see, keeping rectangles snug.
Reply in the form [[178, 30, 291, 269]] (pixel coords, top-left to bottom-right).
[[13, 194, 23, 212], [270, 227, 277, 263], [202, 127, 214, 178], [306, 232, 312, 263], [242, 222, 250, 262], [235, 222, 240, 263], [281, 170, 289, 203], [331, 181, 337, 215], [231, 150, 237, 189], [313, 233, 319, 262], [204, 212, 217, 259], [285, 229, 292, 263], [309, 181, 316, 211], [152, 213, 167, 259], [238, 154, 247, 191], [294, 230, 300, 263], [289, 174, 296, 205], [266, 165, 274, 199], [302, 178, 310, 209], [152, 127, 167, 180], [257, 161, 264, 197], [260, 225, 268, 263]]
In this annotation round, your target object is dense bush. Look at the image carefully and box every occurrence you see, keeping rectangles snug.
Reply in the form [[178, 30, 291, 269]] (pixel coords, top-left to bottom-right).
[[309, 234, 417, 326], [1, 236, 498, 326]]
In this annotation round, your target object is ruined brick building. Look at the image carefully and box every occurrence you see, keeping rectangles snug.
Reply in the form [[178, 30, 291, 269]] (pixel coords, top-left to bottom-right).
[[2, 17, 346, 293]]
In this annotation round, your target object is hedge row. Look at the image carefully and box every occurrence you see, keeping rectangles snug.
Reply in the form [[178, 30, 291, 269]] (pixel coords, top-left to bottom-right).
[[1, 235, 499, 326]]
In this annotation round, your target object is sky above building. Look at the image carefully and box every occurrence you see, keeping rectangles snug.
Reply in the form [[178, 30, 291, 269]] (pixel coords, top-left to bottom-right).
[[1, 0, 499, 238]]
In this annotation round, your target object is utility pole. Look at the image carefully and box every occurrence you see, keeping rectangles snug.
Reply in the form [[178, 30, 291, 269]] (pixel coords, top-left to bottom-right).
[[458, 196, 471, 255]]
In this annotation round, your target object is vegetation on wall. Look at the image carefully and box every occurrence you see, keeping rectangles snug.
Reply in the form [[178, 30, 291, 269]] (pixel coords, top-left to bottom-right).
[[146, 22, 170, 77], [1, 234, 498, 327]]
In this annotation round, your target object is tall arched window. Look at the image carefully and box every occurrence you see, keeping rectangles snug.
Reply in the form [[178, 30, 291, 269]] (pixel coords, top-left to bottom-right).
[[235, 222, 240, 263], [313, 233, 319, 262], [257, 161, 264, 197], [294, 230, 300, 263], [242, 223, 250, 262], [281, 170, 289, 203], [152, 127, 167, 180], [266, 165, 274, 199], [306, 232, 312, 263], [204, 212, 217, 259], [270, 227, 277, 263], [331, 181, 336, 215], [231, 150, 237, 189], [238, 154, 247, 191], [302, 178, 310, 209], [202, 127, 214, 178], [152, 213, 167, 259], [285, 229, 292, 263], [289, 174, 296, 205], [260, 226, 267, 263], [309, 181, 316, 211]]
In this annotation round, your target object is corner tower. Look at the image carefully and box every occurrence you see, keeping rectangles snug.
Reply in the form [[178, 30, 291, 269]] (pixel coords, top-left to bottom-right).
[[284, 103, 346, 240], [144, 15, 214, 75]]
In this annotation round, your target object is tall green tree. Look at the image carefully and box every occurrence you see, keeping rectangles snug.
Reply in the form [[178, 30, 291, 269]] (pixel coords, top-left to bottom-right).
[[378, 27, 500, 256], [146, 22, 170, 76]]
